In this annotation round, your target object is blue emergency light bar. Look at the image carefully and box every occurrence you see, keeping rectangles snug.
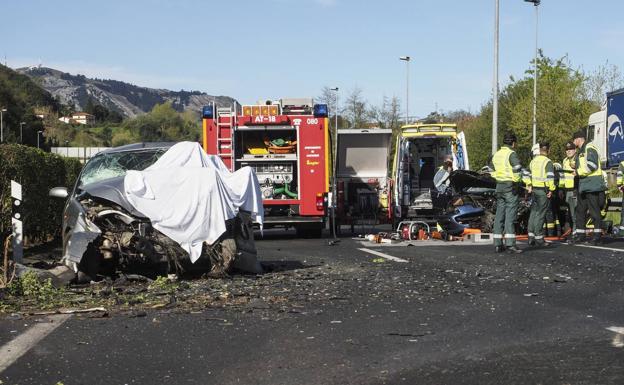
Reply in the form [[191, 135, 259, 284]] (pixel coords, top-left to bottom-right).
[[314, 104, 328, 117], [202, 105, 214, 119]]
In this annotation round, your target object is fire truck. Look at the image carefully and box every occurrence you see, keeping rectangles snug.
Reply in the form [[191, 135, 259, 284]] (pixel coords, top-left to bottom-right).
[[202, 98, 330, 237]]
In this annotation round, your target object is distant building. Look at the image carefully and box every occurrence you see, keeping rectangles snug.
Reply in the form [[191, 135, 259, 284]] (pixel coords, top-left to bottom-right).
[[71, 112, 95, 125], [58, 112, 95, 125]]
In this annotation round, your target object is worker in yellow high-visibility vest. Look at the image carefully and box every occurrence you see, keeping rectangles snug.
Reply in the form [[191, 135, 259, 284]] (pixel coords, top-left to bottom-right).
[[488, 132, 524, 253], [561, 141, 577, 240], [527, 142, 556, 247], [571, 130, 605, 245]]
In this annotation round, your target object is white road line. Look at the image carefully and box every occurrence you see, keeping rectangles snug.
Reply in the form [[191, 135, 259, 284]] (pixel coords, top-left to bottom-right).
[[0, 314, 71, 373], [358, 248, 408, 263], [577, 244, 624, 253]]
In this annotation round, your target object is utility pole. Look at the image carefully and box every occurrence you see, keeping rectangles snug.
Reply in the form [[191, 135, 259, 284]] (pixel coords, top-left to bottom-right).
[[492, 0, 499, 155], [330, 87, 339, 239], [525, 0, 540, 145], [0, 108, 6, 143], [20, 122, 25, 144], [399, 56, 410, 124]]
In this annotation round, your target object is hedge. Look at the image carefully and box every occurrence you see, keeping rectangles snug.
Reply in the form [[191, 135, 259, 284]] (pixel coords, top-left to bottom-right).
[[0, 144, 83, 244]]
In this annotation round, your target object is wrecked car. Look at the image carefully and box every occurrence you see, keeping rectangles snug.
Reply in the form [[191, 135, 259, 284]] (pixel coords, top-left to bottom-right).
[[432, 170, 531, 235], [435, 169, 530, 236], [50, 141, 264, 281]]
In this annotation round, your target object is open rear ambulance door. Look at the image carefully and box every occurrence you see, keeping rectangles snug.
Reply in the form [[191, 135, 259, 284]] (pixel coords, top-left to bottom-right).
[[455, 131, 470, 170], [335, 128, 393, 229]]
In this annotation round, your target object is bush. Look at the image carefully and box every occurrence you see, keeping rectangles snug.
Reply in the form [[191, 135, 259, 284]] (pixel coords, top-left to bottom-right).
[[0, 144, 83, 243]]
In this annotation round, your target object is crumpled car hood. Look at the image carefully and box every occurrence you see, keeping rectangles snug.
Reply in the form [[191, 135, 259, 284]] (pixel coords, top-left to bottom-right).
[[448, 170, 496, 191], [80, 176, 147, 218]]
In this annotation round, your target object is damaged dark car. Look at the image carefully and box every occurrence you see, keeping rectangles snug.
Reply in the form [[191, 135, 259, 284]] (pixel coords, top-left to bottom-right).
[[434, 169, 530, 236], [50, 142, 262, 282]]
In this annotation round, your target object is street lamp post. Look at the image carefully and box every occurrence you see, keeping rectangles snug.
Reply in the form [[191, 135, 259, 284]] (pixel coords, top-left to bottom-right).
[[399, 56, 410, 124], [19, 122, 25, 144], [0, 108, 6, 143], [525, 0, 540, 145], [37, 130, 42, 149], [329, 87, 339, 239], [492, 0, 499, 155]]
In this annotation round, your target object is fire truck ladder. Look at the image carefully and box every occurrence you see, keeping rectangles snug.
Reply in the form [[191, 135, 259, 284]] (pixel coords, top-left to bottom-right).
[[215, 105, 235, 170]]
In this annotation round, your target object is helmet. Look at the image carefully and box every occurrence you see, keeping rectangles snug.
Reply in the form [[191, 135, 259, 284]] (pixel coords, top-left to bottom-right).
[[531, 143, 540, 156]]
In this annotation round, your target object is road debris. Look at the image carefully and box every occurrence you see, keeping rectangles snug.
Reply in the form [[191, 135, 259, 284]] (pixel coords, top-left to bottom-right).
[[29, 307, 107, 316]]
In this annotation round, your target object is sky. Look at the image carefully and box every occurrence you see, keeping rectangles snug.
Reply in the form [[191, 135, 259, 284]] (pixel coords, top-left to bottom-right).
[[3, 0, 624, 118]]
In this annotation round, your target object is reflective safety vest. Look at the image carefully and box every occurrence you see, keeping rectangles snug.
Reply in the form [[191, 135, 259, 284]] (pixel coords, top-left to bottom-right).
[[529, 154, 555, 191], [492, 146, 520, 183], [617, 160, 624, 186], [553, 162, 563, 188], [561, 157, 575, 189], [578, 143, 602, 178]]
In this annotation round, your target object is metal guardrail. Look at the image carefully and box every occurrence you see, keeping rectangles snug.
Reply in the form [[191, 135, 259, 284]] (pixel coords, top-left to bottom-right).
[[51, 147, 109, 163]]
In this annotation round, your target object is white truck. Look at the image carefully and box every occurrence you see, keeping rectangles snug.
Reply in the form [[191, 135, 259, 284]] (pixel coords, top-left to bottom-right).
[[587, 88, 624, 168]]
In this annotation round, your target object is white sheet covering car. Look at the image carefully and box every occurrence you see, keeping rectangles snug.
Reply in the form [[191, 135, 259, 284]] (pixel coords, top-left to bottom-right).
[[124, 141, 263, 262]]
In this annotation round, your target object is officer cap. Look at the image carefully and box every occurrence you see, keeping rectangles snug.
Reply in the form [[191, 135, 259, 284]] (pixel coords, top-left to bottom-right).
[[565, 141, 575, 150], [503, 132, 517, 145], [572, 130, 586, 140]]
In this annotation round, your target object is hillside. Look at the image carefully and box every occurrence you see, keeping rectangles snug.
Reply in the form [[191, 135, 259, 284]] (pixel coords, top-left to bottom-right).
[[0, 64, 60, 112], [0, 64, 57, 145], [17, 66, 237, 118]]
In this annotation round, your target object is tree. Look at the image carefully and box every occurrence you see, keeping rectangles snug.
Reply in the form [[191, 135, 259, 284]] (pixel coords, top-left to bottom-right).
[[122, 102, 200, 142], [343, 87, 367, 128], [317, 86, 342, 130], [583, 61, 624, 107], [368, 95, 402, 130], [111, 129, 139, 147], [462, 53, 599, 168]]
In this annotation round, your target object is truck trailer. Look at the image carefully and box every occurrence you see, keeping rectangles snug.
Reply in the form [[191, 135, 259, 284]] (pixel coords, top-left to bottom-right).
[[587, 88, 624, 168], [202, 98, 329, 237]]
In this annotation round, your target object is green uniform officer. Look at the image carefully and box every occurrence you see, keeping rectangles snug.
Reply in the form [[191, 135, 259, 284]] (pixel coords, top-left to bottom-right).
[[571, 130, 605, 245], [489, 132, 523, 253], [527, 142, 556, 247], [561, 142, 577, 239]]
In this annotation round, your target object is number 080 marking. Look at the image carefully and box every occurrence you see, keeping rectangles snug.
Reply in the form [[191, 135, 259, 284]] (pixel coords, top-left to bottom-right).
[[306, 118, 319, 124]]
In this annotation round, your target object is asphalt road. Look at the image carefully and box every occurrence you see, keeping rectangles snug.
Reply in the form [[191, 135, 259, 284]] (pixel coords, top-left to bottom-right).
[[2, 230, 624, 385]]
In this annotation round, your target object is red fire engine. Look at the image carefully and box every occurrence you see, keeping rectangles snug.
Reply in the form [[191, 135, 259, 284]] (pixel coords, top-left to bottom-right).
[[202, 98, 329, 237]]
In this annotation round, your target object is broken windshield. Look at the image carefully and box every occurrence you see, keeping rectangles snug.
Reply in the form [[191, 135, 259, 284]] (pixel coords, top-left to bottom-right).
[[79, 149, 167, 187]]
